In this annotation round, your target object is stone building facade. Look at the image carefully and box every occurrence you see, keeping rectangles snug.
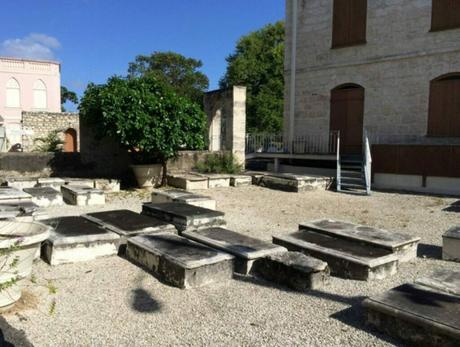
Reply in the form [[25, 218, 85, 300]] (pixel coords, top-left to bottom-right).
[[284, 0, 460, 194]]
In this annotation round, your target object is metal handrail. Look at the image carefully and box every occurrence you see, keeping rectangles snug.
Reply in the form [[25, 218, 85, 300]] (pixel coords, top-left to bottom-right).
[[363, 129, 372, 195], [336, 131, 341, 191]]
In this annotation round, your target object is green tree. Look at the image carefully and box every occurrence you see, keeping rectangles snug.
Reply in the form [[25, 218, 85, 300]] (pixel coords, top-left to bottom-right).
[[128, 51, 209, 106], [78, 76, 206, 185], [220, 21, 285, 133], [60, 86, 79, 112]]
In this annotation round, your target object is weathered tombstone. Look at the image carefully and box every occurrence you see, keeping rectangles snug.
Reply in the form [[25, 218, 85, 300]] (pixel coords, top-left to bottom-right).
[[41, 216, 120, 265], [5, 177, 39, 190], [37, 177, 66, 190], [0, 187, 32, 203], [273, 230, 398, 280], [195, 174, 231, 188], [252, 252, 330, 291], [64, 178, 95, 187], [300, 219, 420, 262], [182, 227, 286, 274], [0, 201, 48, 222], [443, 226, 460, 262], [142, 203, 225, 232], [82, 209, 176, 237], [229, 175, 252, 187], [166, 172, 209, 190], [61, 185, 105, 206], [151, 189, 216, 210], [23, 187, 63, 207], [260, 173, 332, 192], [126, 232, 234, 289], [416, 269, 460, 296], [93, 179, 121, 193]]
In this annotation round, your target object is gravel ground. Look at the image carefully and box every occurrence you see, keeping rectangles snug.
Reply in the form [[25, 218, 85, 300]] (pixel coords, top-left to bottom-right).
[[1, 186, 459, 347]]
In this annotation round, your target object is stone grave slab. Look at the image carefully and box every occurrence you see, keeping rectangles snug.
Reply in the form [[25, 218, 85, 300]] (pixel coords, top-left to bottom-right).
[[166, 172, 209, 190], [416, 269, 460, 296], [252, 251, 329, 290], [142, 203, 225, 232], [259, 173, 332, 192], [182, 227, 286, 274], [151, 190, 216, 210], [37, 177, 65, 190], [273, 231, 398, 280], [443, 226, 460, 262], [195, 173, 230, 188], [23, 187, 63, 207], [230, 175, 252, 187], [82, 209, 176, 237], [246, 171, 266, 185], [363, 283, 460, 347], [61, 185, 105, 206], [0, 201, 48, 222], [5, 177, 38, 190], [126, 232, 234, 289], [94, 179, 120, 193], [64, 178, 95, 187], [0, 187, 32, 203], [41, 216, 120, 265], [300, 219, 420, 262]]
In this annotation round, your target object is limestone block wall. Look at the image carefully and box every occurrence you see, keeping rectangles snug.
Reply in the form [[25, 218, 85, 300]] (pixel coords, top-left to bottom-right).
[[284, 0, 460, 143], [21, 111, 80, 152]]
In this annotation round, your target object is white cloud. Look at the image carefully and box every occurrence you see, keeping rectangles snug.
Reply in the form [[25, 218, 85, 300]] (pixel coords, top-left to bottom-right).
[[0, 33, 61, 60]]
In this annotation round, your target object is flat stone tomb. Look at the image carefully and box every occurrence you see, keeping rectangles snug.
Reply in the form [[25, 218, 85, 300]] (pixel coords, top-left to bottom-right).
[[5, 177, 38, 190], [166, 173, 209, 190], [63, 178, 95, 187], [416, 269, 460, 296], [229, 175, 252, 187], [198, 174, 231, 188], [363, 282, 460, 347], [443, 226, 460, 262], [126, 232, 234, 289], [0, 201, 47, 221], [41, 216, 120, 266], [182, 227, 286, 274], [151, 189, 216, 210], [273, 231, 398, 280], [142, 203, 225, 231], [61, 185, 105, 206], [300, 219, 420, 262], [0, 187, 32, 202], [37, 177, 65, 190], [23, 187, 63, 207], [260, 173, 332, 192], [82, 209, 176, 237], [252, 251, 330, 291]]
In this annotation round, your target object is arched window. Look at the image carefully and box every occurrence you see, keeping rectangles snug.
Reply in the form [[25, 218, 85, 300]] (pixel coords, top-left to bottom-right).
[[6, 78, 20, 108], [428, 73, 460, 137], [33, 79, 47, 109], [332, 0, 367, 48]]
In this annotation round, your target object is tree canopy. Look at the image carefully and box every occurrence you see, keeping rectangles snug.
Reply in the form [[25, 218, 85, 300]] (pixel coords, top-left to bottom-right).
[[128, 51, 209, 106], [78, 76, 206, 184], [61, 86, 78, 112], [220, 21, 285, 133]]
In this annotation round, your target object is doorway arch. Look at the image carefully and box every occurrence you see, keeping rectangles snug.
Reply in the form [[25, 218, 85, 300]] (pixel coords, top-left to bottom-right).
[[330, 84, 365, 154], [63, 128, 77, 152]]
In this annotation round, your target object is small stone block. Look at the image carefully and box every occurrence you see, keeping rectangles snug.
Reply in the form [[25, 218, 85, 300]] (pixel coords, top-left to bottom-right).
[[142, 202, 225, 231], [415, 269, 460, 296], [23, 187, 63, 207], [363, 283, 460, 347], [41, 216, 120, 265], [0, 187, 32, 202], [252, 251, 329, 290], [300, 219, 420, 262], [61, 185, 105, 206], [64, 178, 95, 187], [197, 174, 230, 188], [443, 226, 460, 262], [230, 175, 252, 187], [182, 227, 286, 274], [166, 173, 209, 190], [82, 209, 176, 237], [5, 177, 38, 190], [151, 190, 216, 210], [37, 177, 65, 190], [126, 233, 234, 289], [94, 179, 120, 193]]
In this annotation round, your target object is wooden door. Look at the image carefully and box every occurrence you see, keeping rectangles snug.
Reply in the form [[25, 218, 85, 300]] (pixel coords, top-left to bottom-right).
[[64, 128, 77, 152], [330, 86, 364, 154]]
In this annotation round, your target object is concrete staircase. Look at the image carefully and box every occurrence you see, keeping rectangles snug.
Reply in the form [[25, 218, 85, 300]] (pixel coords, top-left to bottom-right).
[[337, 154, 367, 194]]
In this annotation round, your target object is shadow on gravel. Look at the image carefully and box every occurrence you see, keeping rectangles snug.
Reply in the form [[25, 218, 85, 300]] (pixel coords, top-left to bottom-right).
[[417, 243, 442, 260], [443, 200, 460, 212], [0, 317, 34, 347], [131, 288, 162, 313]]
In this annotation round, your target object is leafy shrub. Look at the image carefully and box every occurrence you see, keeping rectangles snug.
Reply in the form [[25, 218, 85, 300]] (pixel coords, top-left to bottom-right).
[[33, 130, 64, 152], [195, 153, 242, 174]]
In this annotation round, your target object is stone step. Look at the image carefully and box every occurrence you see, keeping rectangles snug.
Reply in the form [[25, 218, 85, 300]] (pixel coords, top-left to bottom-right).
[[251, 251, 329, 291], [182, 227, 286, 274], [415, 269, 460, 297], [61, 185, 105, 206], [340, 183, 366, 189], [126, 233, 234, 289], [82, 209, 176, 237], [166, 172, 209, 190], [41, 216, 120, 266], [443, 226, 460, 262], [273, 230, 398, 280], [142, 202, 225, 232], [23, 187, 63, 208], [363, 283, 460, 347], [151, 189, 216, 210], [299, 219, 420, 262]]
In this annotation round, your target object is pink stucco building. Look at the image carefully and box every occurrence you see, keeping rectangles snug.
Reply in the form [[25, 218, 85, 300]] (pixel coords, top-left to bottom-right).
[[0, 56, 61, 147]]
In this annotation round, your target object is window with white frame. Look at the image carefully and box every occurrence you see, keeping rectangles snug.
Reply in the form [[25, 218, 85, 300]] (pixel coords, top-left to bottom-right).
[[33, 79, 47, 109], [6, 78, 20, 108]]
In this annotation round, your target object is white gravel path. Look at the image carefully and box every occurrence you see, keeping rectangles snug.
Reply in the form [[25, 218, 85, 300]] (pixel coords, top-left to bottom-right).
[[1, 187, 459, 347]]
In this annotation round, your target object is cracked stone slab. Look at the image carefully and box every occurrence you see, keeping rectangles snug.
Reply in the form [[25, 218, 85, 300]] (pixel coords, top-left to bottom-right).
[[23, 187, 63, 207], [300, 219, 420, 262], [363, 283, 460, 347], [443, 226, 460, 262], [273, 230, 398, 280], [41, 216, 120, 265], [416, 269, 460, 296], [126, 232, 234, 289], [142, 202, 225, 231], [0, 187, 32, 202], [61, 185, 105, 206], [82, 209, 176, 236], [151, 189, 216, 210]]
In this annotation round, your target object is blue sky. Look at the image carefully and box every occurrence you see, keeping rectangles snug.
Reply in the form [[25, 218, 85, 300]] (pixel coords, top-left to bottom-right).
[[0, 0, 284, 110]]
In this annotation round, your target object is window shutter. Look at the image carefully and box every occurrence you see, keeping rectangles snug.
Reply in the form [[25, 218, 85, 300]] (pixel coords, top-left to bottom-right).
[[432, 0, 460, 31], [332, 0, 367, 48]]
